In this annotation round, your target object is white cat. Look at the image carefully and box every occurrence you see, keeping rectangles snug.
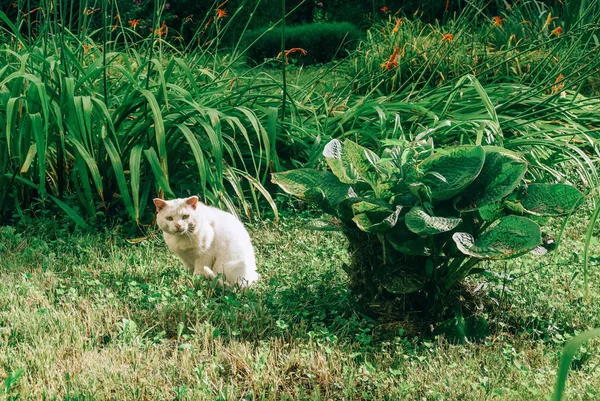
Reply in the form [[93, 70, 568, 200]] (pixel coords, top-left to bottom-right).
[[153, 196, 259, 287]]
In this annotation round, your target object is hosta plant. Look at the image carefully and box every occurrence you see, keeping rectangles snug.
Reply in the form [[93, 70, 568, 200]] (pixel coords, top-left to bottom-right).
[[272, 138, 584, 301]]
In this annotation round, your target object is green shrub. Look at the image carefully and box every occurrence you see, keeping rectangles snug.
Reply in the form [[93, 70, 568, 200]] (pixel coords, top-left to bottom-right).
[[244, 22, 361, 65], [0, 23, 279, 227], [272, 137, 584, 303]]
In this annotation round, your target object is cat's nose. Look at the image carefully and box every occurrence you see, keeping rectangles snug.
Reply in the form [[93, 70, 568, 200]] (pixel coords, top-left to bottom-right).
[[175, 223, 182, 229]]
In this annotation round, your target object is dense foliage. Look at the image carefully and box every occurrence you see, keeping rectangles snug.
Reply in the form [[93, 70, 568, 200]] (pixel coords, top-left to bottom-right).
[[0, 0, 598, 234], [273, 137, 584, 298]]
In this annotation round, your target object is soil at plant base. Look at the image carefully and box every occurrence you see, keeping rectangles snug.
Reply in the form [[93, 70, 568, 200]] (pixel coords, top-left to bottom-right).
[[344, 228, 494, 341]]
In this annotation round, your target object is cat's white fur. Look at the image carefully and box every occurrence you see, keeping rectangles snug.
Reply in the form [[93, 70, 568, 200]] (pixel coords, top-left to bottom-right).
[[153, 196, 259, 287]]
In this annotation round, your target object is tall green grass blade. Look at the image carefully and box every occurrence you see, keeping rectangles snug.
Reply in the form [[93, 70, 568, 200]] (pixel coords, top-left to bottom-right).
[[103, 137, 135, 220], [29, 113, 46, 199], [552, 328, 600, 401], [129, 144, 144, 223], [582, 199, 600, 301], [144, 147, 174, 199], [68, 136, 104, 201], [176, 123, 209, 199]]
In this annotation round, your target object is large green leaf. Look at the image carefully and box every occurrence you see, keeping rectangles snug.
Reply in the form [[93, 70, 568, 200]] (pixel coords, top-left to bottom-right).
[[271, 169, 350, 210], [322, 139, 359, 184], [456, 147, 527, 211], [323, 139, 384, 190], [342, 140, 381, 188], [418, 145, 485, 202], [405, 206, 462, 236], [351, 200, 392, 214], [352, 205, 402, 233], [520, 184, 584, 216], [452, 216, 541, 260]]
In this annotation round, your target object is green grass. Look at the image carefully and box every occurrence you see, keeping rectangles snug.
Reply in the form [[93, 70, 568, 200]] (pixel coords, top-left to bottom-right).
[[1, 211, 599, 400]]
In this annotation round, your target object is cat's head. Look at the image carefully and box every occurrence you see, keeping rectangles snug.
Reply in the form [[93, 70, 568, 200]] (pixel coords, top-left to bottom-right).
[[153, 196, 201, 235]]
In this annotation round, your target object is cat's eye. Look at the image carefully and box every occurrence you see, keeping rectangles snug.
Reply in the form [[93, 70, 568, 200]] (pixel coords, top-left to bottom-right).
[[182, 215, 190, 220], [166, 216, 174, 221]]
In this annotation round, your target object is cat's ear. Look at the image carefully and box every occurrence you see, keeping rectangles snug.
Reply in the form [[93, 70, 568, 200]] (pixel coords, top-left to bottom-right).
[[185, 196, 199, 210], [153, 198, 168, 212]]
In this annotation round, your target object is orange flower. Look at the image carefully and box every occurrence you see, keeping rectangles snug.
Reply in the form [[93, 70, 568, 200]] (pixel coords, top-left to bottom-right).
[[83, 44, 91, 53], [543, 12, 558, 29], [155, 21, 168, 37], [445, 0, 450, 10], [112, 14, 120, 32], [128, 19, 140, 29], [392, 18, 402, 34], [492, 16, 503, 27], [550, 26, 563, 36], [216, 8, 227, 19], [552, 74, 564, 94], [205, 16, 214, 28], [380, 47, 401, 70], [277, 47, 308, 63], [380, 6, 389, 13], [83, 7, 99, 16], [441, 33, 453, 43]]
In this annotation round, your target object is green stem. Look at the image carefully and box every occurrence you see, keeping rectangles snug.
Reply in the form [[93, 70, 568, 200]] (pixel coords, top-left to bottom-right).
[[280, 0, 287, 120], [583, 198, 600, 303], [443, 257, 480, 292]]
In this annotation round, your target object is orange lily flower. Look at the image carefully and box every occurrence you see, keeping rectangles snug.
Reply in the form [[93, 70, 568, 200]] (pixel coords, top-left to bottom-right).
[[277, 47, 307, 63], [543, 12, 558, 29], [128, 19, 140, 29], [155, 21, 168, 37], [381, 47, 401, 70], [83, 44, 91, 53], [380, 6, 389, 13], [112, 14, 120, 32], [216, 8, 227, 19], [441, 33, 453, 43], [550, 26, 562, 36], [83, 7, 99, 16], [392, 18, 402, 34], [492, 16, 503, 27], [205, 16, 214, 28], [552, 74, 564, 94]]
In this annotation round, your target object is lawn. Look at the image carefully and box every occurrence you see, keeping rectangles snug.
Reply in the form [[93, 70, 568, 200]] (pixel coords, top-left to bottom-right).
[[1, 209, 599, 400]]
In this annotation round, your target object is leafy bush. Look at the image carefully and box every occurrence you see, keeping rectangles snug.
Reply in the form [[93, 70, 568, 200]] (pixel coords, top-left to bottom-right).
[[272, 137, 584, 301], [244, 22, 361, 65], [0, 21, 279, 227]]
